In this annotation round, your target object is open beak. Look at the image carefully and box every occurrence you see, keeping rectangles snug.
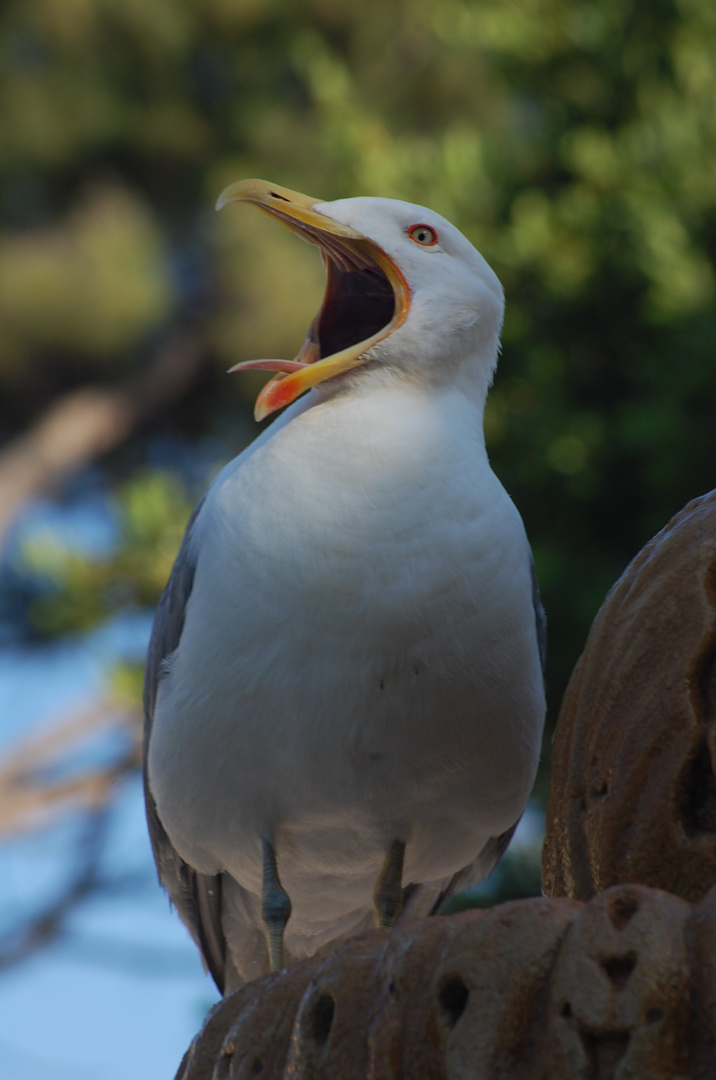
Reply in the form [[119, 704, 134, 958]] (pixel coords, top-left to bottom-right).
[[216, 179, 411, 421]]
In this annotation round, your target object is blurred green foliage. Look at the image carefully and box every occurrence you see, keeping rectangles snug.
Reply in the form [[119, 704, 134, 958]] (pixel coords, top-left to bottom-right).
[[21, 470, 195, 635], [2, 0, 716, 784]]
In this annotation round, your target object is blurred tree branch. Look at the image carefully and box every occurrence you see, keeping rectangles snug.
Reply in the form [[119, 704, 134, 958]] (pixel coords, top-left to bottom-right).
[[0, 699, 139, 837], [0, 698, 141, 971], [0, 332, 206, 543], [0, 804, 112, 971]]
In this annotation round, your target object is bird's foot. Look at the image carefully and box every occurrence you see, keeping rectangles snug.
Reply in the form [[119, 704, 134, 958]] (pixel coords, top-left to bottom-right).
[[261, 838, 292, 971], [373, 838, 405, 928]]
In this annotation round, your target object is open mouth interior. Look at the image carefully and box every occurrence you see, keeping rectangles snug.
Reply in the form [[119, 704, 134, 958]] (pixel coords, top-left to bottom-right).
[[314, 252, 396, 361]]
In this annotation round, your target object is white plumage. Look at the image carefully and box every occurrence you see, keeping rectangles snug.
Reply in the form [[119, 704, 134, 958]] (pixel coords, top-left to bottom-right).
[[144, 181, 546, 992]]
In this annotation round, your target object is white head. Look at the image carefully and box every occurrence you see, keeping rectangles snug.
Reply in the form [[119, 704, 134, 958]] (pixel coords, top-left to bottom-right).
[[217, 180, 504, 419], [318, 195, 504, 392]]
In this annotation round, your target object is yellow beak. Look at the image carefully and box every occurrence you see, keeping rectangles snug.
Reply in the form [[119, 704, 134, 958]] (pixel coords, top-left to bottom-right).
[[216, 179, 410, 421]]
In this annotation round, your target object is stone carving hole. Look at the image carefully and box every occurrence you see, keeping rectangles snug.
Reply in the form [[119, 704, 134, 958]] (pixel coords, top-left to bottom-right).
[[581, 1030, 630, 1080], [438, 974, 469, 1029], [678, 738, 716, 836], [607, 893, 639, 930], [601, 951, 637, 990], [307, 992, 335, 1047]]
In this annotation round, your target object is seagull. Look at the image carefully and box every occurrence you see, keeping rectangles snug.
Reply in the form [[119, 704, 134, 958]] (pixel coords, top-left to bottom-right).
[[143, 180, 546, 994]]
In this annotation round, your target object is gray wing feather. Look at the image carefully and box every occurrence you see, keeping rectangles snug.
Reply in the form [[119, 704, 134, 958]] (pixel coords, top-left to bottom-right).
[[428, 821, 520, 914], [399, 821, 520, 919], [143, 494, 228, 994], [530, 550, 547, 677]]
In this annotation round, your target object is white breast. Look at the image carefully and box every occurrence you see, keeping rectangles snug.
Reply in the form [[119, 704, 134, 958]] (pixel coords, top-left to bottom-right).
[[147, 381, 544, 942]]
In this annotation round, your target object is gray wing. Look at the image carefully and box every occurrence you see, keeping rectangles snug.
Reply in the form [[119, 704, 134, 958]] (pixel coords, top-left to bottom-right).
[[143, 494, 228, 994], [399, 822, 519, 919], [530, 549, 547, 678], [404, 549, 547, 918]]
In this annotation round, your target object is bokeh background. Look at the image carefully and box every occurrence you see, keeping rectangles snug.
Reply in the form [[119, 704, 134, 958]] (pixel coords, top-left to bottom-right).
[[1, 1, 715, 1076]]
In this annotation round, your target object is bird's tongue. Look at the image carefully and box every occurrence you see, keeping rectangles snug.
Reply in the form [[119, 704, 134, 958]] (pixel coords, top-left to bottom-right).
[[227, 337, 320, 377]]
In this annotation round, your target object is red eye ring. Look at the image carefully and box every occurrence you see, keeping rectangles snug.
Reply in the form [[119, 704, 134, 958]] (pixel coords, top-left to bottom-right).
[[408, 223, 438, 246]]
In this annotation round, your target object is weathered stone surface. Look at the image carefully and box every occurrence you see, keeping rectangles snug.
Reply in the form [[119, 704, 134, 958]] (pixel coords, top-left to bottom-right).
[[176, 884, 716, 1079], [366, 908, 466, 1079], [539, 885, 691, 1080], [427, 896, 580, 1080], [282, 930, 389, 1080], [368, 896, 579, 1079], [176, 956, 319, 1080], [690, 885, 716, 1076], [543, 489, 716, 902]]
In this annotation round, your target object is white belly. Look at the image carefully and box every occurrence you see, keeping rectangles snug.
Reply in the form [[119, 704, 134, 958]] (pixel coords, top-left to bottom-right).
[[147, 385, 545, 943]]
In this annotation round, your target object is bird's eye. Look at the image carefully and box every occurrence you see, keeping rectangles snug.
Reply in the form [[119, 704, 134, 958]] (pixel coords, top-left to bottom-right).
[[408, 224, 438, 246]]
